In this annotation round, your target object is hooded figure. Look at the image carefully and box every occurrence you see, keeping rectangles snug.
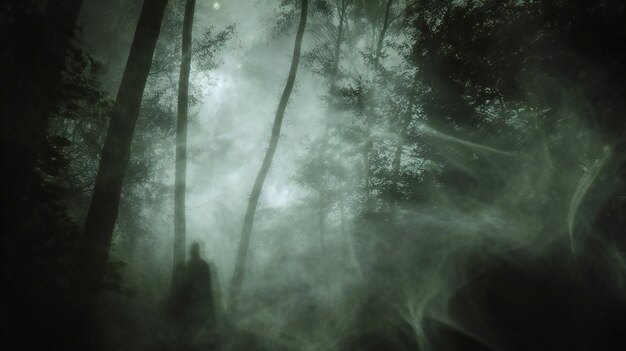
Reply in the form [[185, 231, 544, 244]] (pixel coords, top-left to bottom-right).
[[182, 242, 216, 331]]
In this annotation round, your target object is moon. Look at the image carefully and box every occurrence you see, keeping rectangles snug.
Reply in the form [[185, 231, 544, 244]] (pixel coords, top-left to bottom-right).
[[213, 2, 221, 10]]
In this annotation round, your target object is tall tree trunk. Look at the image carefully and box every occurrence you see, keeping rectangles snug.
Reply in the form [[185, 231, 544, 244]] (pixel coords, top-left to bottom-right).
[[392, 114, 410, 205], [337, 123, 362, 277], [72, 0, 169, 295], [330, 0, 357, 268], [363, 0, 393, 214], [172, 0, 196, 296], [228, 0, 309, 311], [363, 122, 373, 212], [318, 189, 327, 247], [375, 0, 393, 56], [316, 0, 350, 265]]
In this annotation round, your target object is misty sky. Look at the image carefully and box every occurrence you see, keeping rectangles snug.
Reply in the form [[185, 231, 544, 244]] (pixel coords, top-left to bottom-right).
[[187, 0, 326, 269], [78, 0, 328, 281]]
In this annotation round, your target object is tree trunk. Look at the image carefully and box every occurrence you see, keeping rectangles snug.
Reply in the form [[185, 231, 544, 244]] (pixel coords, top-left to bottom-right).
[[363, 0, 393, 214], [228, 0, 309, 311], [72, 0, 169, 295], [392, 115, 410, 204], [172, 0, 196, 296], [362, 78, 373, 212], [375, 0, 393, 56], [330, 1, 359, 272], [315, 0, 349, 270], [318, 188, 327, 252]]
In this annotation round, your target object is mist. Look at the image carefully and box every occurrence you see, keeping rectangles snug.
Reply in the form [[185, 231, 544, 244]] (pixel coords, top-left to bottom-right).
[[2, 0, 626, 350]]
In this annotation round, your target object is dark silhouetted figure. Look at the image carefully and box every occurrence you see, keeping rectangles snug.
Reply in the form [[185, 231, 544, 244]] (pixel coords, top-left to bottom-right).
[[184, 243, 216, 326], [177, 242, 218, 350]]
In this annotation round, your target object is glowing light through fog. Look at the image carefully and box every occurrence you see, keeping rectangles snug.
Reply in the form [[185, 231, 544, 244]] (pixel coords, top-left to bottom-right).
[[266, 185, 291, 207], [418, 123, 516, 157], [213, 2, 221, 10]]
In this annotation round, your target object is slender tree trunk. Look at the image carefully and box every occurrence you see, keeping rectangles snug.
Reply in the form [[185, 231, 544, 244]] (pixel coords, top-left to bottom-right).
[[316, 0, 349, 264], [228, 0, 309, 311], [72, 0, 169, 295], [363, 123, 373, 212], [172, 0, 196, 296], [392, 115, 410, 205], [318, 188, 327, 250], [330, 0, 356, 264], [375, 0, 393, 56], [363, 0, 393, 214], [392, 136, 403, 194]]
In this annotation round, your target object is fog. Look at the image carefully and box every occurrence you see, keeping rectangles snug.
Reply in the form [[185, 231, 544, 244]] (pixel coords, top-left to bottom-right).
[[75, 1, 625, 349], [77, 0, 329, 290], [4, 0, 624, 350]]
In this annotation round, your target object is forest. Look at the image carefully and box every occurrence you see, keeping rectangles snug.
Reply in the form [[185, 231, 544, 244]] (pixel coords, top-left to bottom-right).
[[1, 0, 626, 350]]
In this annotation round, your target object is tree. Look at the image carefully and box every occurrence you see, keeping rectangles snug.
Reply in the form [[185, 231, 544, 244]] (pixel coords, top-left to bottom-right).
[[228, 0, 309, 311], [357, 0, 398, 213], [172, 0, 197, 296], [406, 0, 626, 202], [2, 0, 84, 238], [298, 0, 356, 274], [73, 0, 169, 295], [54, 0, 233, 299], [0, 2, 116, 348]]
